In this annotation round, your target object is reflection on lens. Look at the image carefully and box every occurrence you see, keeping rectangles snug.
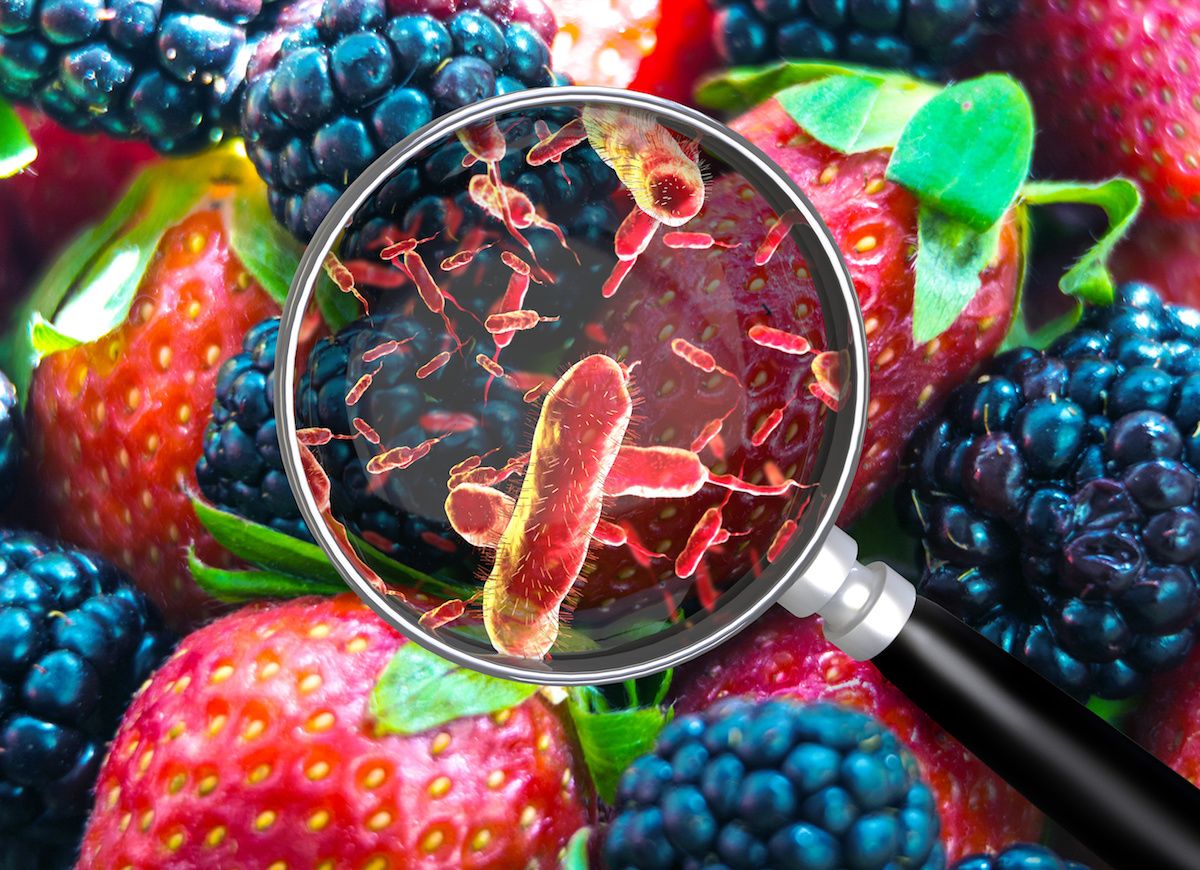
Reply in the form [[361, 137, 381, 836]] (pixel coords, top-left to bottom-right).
[[289, 97, 847, 665]]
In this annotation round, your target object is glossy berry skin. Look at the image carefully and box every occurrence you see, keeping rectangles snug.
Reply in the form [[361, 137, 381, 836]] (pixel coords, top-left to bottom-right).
[[976, 0, 1200, 218], [0, 530, 172, 856], [27, 177, 280, 630], [899, 283, 1200, 701], [0, 0, 281, 152], [0, 369, 20, 511], [295, 311, 529, 577], [196, 317, 310, 540], [77, 594, 592, 869], [672, 609, 1042, 862], [952, 844, 1091, 870], [710, 0, 1017, 78], [240, 0, 560, 239], [605, 698, 945, 870], [590, 96, 1021, 608]]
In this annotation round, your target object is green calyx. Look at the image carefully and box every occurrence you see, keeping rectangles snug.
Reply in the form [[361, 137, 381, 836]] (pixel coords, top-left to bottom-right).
[[0, 100, 35, 179], [697, 62, 1142, 344], [2, 144, 305, 400]]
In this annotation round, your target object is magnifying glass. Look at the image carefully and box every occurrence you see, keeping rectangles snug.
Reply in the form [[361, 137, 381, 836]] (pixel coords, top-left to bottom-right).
[[275, 87, 1200, 868]]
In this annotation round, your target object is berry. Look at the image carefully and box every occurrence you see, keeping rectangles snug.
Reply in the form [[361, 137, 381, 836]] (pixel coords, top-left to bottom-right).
[[952, 844, 1092, 870], [899, 283, 1200, 701], [25, 152, 281, 630], [672, 609, 1044, 861], [710, 0, 1018, 78], [0, 0, 282, 152], [976, 0, 1200, 218], [1135, 642, 1200, 792], [0, 529, 172, 857], [0, 368, 20, 511], [295, 310, 530, 576], [587, 94, 1022, 607], [605, 698, 946, 870], [196, 317, 310, 540], [240, 0, 561, 240], [77, 594, 592, 868]]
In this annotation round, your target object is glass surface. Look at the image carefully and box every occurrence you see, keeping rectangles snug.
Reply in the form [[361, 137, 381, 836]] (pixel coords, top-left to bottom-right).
[[281, 91, 865, 680]]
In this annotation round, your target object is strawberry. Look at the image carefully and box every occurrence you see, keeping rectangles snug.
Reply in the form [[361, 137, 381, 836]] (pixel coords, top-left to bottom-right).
[[976, 0, 1200, 219], [1112, 217, 1200, 308], [671, 607, 1045, 862], [1132, 641, 1200, 787], [16, 150, 288, 629], [584, 94, 1022, 606], [78, 594, 593, 869]]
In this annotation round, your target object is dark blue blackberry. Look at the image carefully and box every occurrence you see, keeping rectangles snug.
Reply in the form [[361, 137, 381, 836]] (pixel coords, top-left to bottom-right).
[[0, 369, 22, 512], [239, 0, 564, 240], [0, 0, 283, 152], [0, 529, 172, 861], [295, 308, 529, 578], [604, 698, 945, 870], [952, 844, 1091, 870], [196, 317, 310, 540], [710, 0, 1019, 78], [899, 283, 1200, 701]]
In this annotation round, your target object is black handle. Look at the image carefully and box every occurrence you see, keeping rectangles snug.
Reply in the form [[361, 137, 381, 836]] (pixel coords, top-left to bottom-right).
[[873, 595, 1200, 870]]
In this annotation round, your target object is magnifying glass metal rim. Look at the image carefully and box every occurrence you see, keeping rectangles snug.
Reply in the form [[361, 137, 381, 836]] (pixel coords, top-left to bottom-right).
[[275, 85, 870, 685]]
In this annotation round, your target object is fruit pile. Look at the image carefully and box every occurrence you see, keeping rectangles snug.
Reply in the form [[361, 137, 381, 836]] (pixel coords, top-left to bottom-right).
[[0, 0, 1195, 867]]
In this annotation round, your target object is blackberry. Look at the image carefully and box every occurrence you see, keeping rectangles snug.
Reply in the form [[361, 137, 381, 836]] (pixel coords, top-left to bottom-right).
[[604, 698, 945, 870], [196, 317, 310, 540], [899, 283, 1200, 701], [0, 530, 172, 860], [295, 309, 529, 578], [710, 0, 1019, 78], [0, 369, 21, 512], [0, 0, 282, 152], [239, 0, 564, 240], [952, 844, 1091, 870]]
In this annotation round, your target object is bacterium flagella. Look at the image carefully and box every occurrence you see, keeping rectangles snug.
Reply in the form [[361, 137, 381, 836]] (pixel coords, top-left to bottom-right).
[[303, 104, 838, 660]]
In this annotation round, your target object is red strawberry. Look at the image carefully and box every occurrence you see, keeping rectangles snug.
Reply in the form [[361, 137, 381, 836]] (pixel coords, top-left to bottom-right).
[[23, 152, 282, 629], [1112, 217, 1200, 307], [1132, 643, 1200, 787], [627, 0, 720, 104], [671, 608, 1044, 862], [976, 0, 1200, 218], [585, 96, 1021, 606], [79, 594, 593, 869]]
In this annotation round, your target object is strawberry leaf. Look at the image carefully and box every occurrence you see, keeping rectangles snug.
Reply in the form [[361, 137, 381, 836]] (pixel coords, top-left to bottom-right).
[[567, 682, 673, 804], [911, 206, 1003, 344], [1087, 696, 1140, 730], [887, 75, 1033, 233], [187, 548, 346, 602], [559, 827, 592, 870], [695, 60, 886, 113], [0, 101, 35, 178], [29, 313, 84, 357], [1020, 177, 1142, 305], [370, 642, 539, 736], [226, 182, 305, 306], [1000, 302, 1083, 354], [315, 270, 361, 332], [775, 73, 938, 154]]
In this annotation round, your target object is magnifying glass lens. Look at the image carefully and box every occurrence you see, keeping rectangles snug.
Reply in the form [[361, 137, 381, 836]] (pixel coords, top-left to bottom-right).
[[286, 94, 861, 677]]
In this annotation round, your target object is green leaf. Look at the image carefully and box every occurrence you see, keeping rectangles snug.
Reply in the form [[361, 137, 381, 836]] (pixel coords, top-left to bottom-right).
[[315, 270, 360, 332], [849, 493, 919, 582], [29, 313, 83, 357], [911, 206, 1003, 344], [776, 74, 938, 154], [1020, 177, 1142, 305], [887, 75, 1034, 233], [695, 60, 884, 113], [370, 643, 540, 736], [559, 827, 592, 870], [0, 101, 35, 178], [226, 185, 304, 306], [1087, 695, 1140, 730], [568, 686, 672, 803], [187, 548, 346, 602], [1000, 301, 1083, 353]]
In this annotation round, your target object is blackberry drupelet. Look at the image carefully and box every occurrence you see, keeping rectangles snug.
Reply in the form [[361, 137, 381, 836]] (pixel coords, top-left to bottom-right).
[[239, 0, 564, 240], [0, 530, 172, 859], [952, 844, 1091, 870], [899, 283, 1200, 701], [604, 698, 945, 870], [0, 369, 21, 511], [0, 0, 282, 152], [196, 317, 310, 540], [296, 309, 528, 577], [710, 0, 1019, 78]]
